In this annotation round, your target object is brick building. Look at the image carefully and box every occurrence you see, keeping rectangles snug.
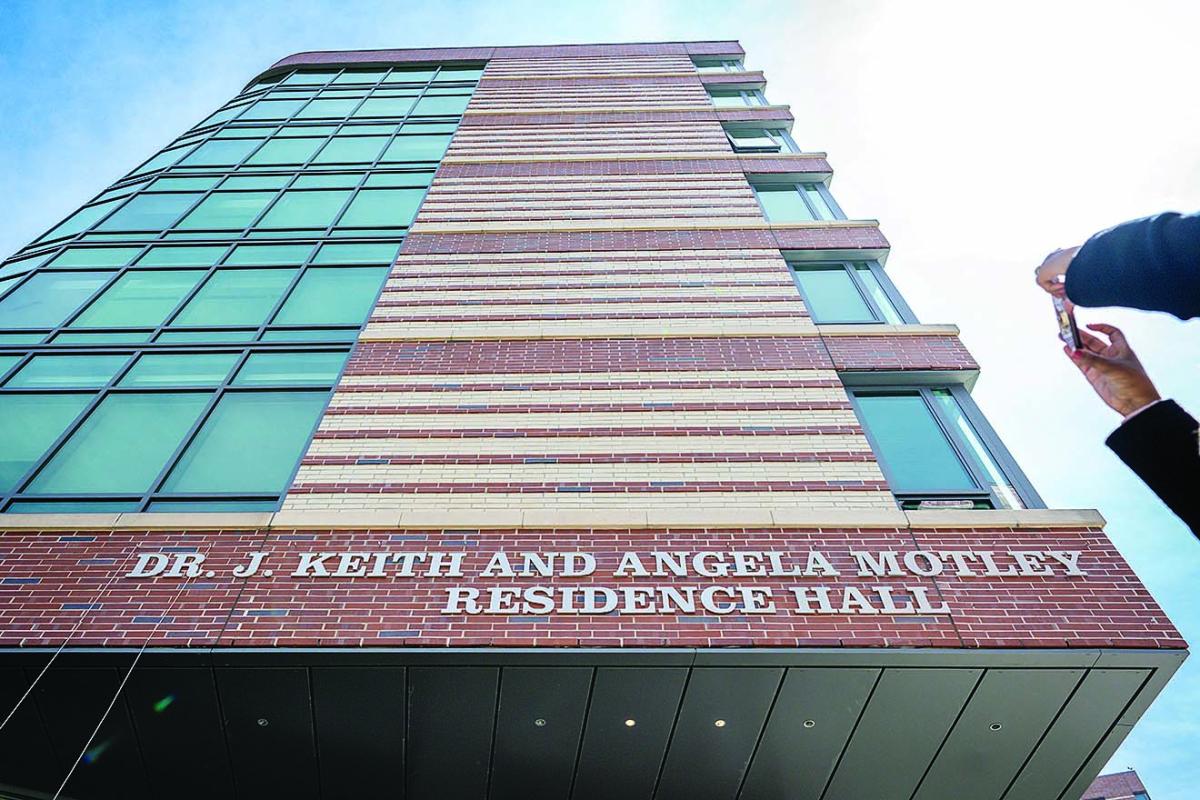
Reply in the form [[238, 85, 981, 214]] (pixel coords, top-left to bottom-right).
[[1083, 770, 1153, 800], [0, 41, 1186, 799]]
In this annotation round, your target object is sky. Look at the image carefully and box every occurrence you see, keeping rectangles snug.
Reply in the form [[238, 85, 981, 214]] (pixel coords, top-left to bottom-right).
[[1, 0, 1198, 794]]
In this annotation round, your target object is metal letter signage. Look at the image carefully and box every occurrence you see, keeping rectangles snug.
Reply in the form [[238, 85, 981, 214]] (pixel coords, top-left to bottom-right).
[[119, 548, 1089, 618]]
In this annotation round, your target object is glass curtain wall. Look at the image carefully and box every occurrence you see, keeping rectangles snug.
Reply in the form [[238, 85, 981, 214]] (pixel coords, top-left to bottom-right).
[[0, 63, 483, 513]]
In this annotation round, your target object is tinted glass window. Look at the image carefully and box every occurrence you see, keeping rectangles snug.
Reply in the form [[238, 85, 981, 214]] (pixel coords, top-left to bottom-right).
[[0, 272, 111, 328], [162, 391, 328, 493], [27, 393, 210, 494], [853, 393, 975, 493]]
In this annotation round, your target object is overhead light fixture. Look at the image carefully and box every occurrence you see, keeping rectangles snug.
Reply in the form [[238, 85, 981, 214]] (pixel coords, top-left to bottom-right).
[[803, 719, 816, 728], [624, 719, 637, 727], [535, 718, 547, 727], [989, 723, 1003, 731], [714, 719, 727, 728]]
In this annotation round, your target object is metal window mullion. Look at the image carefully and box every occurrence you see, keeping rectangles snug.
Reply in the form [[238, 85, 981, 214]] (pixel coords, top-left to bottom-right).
[[0, 351, 39, 385], [5, 388, 114, 500], [811, 183, 846, 220], [917, 387, 989, 495], [842, 261, 890, 323], [863, 261, 919, 324], [945, 384, 1046, 508]]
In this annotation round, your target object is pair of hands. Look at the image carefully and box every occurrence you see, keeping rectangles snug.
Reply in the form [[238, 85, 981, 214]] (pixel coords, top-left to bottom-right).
[[1034, 248, 1161, 417]]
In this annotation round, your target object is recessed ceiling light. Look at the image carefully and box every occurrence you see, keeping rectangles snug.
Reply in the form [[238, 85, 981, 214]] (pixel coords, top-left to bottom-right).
[[714, 719, 727, 728], [624, 719, 637, 727], [989, 723, 1003, 732], [803, 719, 816, 728], [535, 718, 547, 727]]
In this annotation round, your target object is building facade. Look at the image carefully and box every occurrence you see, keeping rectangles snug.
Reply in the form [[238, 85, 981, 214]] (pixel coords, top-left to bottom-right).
[[0, 41, 1186, 799], [1083, 770, 1152, 800]]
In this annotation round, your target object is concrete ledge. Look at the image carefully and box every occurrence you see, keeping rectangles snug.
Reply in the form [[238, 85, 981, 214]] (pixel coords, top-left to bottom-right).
[[905, 508, 1107, 529], [0, 507, 1107, 532], [407, 219, 880, 236], [817, 324, 960, 337]]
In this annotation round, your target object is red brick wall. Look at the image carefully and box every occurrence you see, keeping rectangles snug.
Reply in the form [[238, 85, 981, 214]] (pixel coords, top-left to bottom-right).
[[0, 526, 1183, 649]]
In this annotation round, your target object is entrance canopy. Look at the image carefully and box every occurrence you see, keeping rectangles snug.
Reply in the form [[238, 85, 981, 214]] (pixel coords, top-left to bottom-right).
[[0, 646, 1182, 800]]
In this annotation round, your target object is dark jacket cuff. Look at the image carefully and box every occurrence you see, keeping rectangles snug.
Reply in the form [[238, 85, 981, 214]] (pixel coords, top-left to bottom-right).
[[1107, 399, 1198, 452]]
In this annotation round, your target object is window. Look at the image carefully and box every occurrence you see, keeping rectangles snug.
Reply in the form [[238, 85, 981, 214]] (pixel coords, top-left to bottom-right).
[[752, 183, 838, 222], [26, 393, 210, 494], [272, 267, 389, 325], [790, 262, 905, 324], [172, 269, 297, 326], [1, 61, 475, 513], [0, 395, 92, 491], [176, 191, 275, 230], [725, 127, 798, 154], [337, 188, 424, 228], [160, 391, 328, 494], [707, 89, 764, 107], [849, 387, 1034, 510], [693, 57, 745, 72], [69, 270, 205, 328], [256, 189, 352, 229], [0, 272, 112, 328], [95, 193, 201, 231]]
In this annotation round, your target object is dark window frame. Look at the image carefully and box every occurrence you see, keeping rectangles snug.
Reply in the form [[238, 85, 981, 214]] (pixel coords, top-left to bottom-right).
[[845, 382, 1044, 510], [787, 260, 917, 324]]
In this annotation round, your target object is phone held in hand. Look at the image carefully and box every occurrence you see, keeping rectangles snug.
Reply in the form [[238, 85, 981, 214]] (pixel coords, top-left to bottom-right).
[[1053, 295, 1082, 350]]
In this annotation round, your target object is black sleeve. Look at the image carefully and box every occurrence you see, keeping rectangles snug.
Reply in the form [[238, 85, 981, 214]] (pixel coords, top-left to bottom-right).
[[1064, 211, 1200, 320], [1106, 400, 1200, 539]]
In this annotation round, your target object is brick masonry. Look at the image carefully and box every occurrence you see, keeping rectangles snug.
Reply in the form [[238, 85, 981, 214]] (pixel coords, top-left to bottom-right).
[[0, 524, 1183, 649]]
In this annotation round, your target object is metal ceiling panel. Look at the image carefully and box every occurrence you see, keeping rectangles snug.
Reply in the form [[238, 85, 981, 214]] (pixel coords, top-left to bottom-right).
[[312, 667, 406, 800], [822, 667, 981, 800], [1004, 668, 1149, 800], [215, 667, 319, 800], [654, 667, 783, 800], [125, 666, 235, 800], [489, 666, 592, 800], [912, 668, 1084, 800], [406, 666, 499, 800], [33, 666, 150, 800], [0, 668, 58, 797], [572, 667, 688, 800], [738, 667, 879, 800]]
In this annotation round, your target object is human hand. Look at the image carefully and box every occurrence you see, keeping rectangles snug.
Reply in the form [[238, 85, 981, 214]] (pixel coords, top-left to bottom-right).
[[1036, 246, 1081, 296], [1066, 323, 1161, 417]]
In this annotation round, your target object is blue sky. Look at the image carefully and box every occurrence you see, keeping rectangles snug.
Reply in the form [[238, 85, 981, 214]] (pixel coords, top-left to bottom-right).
[[2, 0, 1198, 795]]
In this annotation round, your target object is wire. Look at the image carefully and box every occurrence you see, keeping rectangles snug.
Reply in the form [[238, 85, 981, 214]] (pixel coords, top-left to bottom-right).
[[51, 567, 197, 799], [0, 542, 142, 733]]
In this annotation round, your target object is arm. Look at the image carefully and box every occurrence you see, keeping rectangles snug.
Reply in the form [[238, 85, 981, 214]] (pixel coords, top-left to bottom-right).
[[1065, 323, 1200, 540], [1064, 212, 1200, 319], [1106, 400, 1200, 539]]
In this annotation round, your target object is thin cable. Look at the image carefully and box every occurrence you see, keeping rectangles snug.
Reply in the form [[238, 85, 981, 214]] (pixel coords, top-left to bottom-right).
[[51, 567, 196, 799], [0, 542, 142, 733]]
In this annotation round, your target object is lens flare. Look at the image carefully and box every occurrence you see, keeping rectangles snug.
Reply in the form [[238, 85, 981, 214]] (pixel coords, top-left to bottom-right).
[[82, 740, 112, 765], [153, 694, 176, 713]]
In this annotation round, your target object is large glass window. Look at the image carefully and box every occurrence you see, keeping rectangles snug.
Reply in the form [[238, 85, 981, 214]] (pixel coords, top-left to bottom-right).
[[0, 395, 92, 491], [172, 269, 297, 326], [273, 267, 388, 325], [0, 272, 112, 328], [70, 270, 205, 328], [176, 191, 275, 230], [0, 60, 475, 513], [725, 127, 798, 154], [850, 387, 1032, 510], [95, 194, 201, 231], [707, 89, 763, 107], [790, 262, 904, 324], [257, 189, 352, 229], [26, 393, 210, 494], [753, 183, 837, 222], [161, 391, 328, 494]]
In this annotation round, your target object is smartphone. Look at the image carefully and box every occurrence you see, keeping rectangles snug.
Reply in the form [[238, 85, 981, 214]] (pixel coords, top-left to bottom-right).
[[1053, 295, 1081, 350]]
